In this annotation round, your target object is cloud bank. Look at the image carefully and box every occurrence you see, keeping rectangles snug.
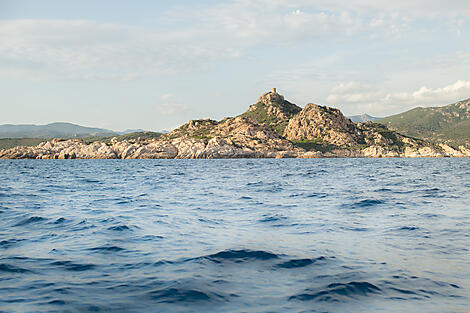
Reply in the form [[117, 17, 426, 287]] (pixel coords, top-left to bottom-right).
[[327, 80, 470, 115], [1, 0, 468, 80]]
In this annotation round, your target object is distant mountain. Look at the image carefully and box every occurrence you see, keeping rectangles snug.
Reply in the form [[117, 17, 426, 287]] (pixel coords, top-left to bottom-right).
[[0, 122, 117, 139], [119, 129, 145, 135], [348, 114, 381, 123], [378, 98, 470, 146]]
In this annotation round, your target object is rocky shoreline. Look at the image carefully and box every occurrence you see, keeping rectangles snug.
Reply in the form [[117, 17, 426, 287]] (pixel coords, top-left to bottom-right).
[[2, 89, 469, 159], [1, 136, 469, 159]]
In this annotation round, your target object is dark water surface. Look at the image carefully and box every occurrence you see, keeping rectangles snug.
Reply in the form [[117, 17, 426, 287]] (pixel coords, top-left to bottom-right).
[[0, 159, 469, 312]]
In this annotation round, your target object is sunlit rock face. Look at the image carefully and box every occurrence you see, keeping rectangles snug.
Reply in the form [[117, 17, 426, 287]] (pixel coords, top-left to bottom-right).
[[1, 90, 469, 159], [284, 103, 358, 146]]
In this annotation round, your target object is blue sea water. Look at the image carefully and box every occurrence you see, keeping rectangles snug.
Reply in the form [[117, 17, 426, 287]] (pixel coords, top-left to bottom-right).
[[0, 158, 469, 313]]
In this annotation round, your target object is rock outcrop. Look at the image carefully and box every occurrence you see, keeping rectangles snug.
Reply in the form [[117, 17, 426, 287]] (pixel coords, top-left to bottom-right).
[[284, 103, 358, 146], [1, 89, 469, 159], [241, 88, 302, 136]]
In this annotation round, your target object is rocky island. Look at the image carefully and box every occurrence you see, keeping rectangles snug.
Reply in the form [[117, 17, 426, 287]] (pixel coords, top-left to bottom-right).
[[1, 89, 469, 159]]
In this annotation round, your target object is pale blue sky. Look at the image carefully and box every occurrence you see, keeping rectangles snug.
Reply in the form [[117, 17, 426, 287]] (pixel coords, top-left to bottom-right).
[[1, 0, 470, 131]]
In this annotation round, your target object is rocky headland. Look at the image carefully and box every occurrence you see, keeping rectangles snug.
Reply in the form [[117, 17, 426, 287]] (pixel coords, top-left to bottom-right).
[[1, 89, 469, 159]]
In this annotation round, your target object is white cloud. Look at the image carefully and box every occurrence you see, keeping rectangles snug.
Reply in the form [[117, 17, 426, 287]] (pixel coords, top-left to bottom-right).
[[326, 80, 470, 116], [160, 94, 172, 101], [176, 0, 469, 44], [156, 94, 189, 116], [120, 73, 140, 82], [327, 82, 381, 104], [269, 0, 470, 19], [0, 1, 468, 81], [0, 19, 238, 80], [0, 12, 365, 80], [385, 80, 470, 104], [331, 82, 372, 94], [172, 2, 366, 44]]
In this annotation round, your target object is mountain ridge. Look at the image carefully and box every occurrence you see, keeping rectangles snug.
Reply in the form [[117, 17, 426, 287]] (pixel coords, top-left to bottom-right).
[[378, 98, 470, 146], [348, 114, 381, 123], [1, 90, 469, 159], [0, 122, 117, 139]]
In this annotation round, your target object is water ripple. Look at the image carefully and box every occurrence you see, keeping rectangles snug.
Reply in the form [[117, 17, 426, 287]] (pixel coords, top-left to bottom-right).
[[0, 158, 468, 312]]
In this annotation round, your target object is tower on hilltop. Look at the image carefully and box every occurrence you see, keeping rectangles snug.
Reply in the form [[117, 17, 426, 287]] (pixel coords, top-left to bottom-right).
[[257, 88, 284, 105]]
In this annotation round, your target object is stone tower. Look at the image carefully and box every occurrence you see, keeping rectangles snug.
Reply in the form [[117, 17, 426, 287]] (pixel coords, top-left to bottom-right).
[[257, 88, 284, 105]]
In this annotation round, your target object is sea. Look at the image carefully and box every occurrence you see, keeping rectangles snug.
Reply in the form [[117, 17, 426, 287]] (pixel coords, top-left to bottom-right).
[[0, 158, 469, 313]]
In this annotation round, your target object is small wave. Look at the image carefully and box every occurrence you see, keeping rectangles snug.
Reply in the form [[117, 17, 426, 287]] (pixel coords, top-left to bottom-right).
[[53, 217, 67, 224], [307, 192, 328, 198], [302, 169, 327, 177], [141, 235, 165, 241], [14, 216, 47, 227], [147, 287, 226, 303], [389, 287, 421, 296], [195, 249, 279, 264], [89, 245, 125, 253], [381, 276, 461, 300], [376, 188, 393, 192], [290, 281, 381, 302], [340, 226, 370, 232], [107, 225, 131, 231], [152, 260, 174, 267], [80, 178, 101, 184], [45, 299, 66, 305], [345, 199, 385, 209], [423, 188, 440, 192], [0, 238, 24, 249], [50, 261, 96, 272], [0, 263, 32, 273], [398, 226, 419, 231], [357, 199, 384, 207], [259, 214, 288, 223], [276, 257, 326, 269], [246, 181, 263, 187], [171, 172, 185, 176], [421, 188, 443, 198]]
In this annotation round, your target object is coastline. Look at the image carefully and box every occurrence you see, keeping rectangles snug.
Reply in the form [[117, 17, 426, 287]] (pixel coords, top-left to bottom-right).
[[1, 137, 469, 159], [2, 91, 469, 160]]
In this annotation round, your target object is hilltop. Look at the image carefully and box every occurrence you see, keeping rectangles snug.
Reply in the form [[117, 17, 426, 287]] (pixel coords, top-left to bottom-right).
[[1, 89, 469, 159], [378, 98, 470, 146]]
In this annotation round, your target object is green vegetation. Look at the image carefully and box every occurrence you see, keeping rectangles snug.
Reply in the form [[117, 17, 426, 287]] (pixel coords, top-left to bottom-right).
[[111, 131, 162, 142], [0, 138, 46, 150], [164, 119, 216, 141], [291, 139, 336, 153], [240, 101, 301, 136], [368, 123, 402, 145], [0, 131, 164, 150], [82, 131, 163, 144], [378, 99, 470, 146]]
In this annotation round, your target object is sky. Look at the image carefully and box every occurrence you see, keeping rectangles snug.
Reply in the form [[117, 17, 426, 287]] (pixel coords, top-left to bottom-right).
[[1, 0, 470, 131]]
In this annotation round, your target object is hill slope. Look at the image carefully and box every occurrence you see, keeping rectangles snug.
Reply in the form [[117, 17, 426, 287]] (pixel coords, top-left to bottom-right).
[[160, 89, 450, 157], [378, 98, 470, 146], [2, 89, 469, 159], [0, 122, 117, 138], [239, 88, 302, 136]]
